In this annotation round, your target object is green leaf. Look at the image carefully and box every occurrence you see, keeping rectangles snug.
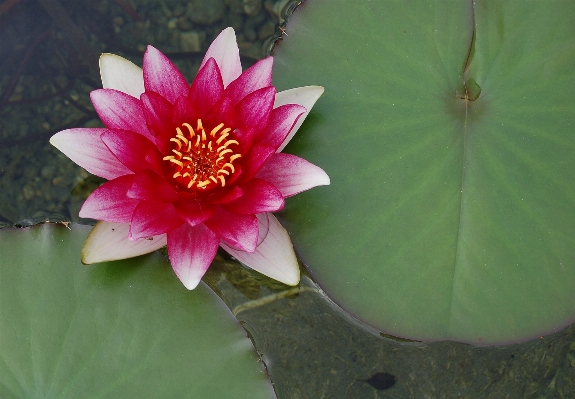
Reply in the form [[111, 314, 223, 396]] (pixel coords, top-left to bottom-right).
[[0, 223, 274, 398], [272, 0, 575, 344]]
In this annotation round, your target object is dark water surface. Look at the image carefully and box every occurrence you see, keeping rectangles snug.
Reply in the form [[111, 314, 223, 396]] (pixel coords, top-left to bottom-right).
[[1, 1, 575, 397]]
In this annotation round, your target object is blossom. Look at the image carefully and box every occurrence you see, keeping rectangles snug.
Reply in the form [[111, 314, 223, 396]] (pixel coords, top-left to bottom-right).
[[50, 28, 329, 290]]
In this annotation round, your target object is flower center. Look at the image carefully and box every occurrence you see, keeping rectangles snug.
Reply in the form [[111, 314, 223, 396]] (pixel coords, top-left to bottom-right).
[[162, 119, 240, 191]]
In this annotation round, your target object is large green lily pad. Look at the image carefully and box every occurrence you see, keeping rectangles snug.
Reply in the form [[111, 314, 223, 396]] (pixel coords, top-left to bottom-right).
[[0, 223, 274, 398], [272, 0, 575, 344]]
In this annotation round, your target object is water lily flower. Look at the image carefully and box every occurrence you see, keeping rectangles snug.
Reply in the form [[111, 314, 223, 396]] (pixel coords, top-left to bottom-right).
[[50, 28, 329, 290]]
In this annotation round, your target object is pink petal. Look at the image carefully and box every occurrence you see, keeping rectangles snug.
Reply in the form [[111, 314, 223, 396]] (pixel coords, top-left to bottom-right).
[[126, 170, 180, 203], [225, 57, 273, 105], [90, 89, 153, 140], [258, 104, 306, 149], [143, 45, 189, 104], [79, 175, 139, 222], [168, 223, 219, 290], [255, 153, 330, 197], [49, 128, 132, 180], [224, 178, 284, 214], [99, 53, 145, 98], [82, 221, 166, 264], [221, 214, 299, 286], [274, 86, 324, 152], [189, 58, 224, 117], [204, 207, 258, 252], [101, 129, 159, 173], [174, 200, 216, 226], [236, 86, 275, 130], [141, 92, 173, 140], [201, 27, 242, 88], [129, 201, 183, 239]]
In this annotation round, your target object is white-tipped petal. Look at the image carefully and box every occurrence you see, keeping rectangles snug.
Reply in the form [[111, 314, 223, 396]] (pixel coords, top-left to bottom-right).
[[201, 27, 242, 87], [274, 86, 324, 152], [221, 214, 300, 286], [99, 53, 145, 98], [81, 221, 166, 264]]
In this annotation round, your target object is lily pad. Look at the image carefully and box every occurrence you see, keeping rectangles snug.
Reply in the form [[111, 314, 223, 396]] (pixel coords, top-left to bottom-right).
[[272, 0, 575, 344], [0, 223, 274, 398]]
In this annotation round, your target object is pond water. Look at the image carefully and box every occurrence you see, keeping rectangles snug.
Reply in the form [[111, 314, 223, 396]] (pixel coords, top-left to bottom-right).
[[1, 0, 575, 397]]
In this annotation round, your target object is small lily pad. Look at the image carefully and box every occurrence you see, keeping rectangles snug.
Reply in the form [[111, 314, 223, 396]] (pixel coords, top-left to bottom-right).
[[0, 223, 274, 398]]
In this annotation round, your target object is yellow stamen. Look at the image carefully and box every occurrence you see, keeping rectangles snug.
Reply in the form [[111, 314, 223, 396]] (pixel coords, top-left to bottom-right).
[[230, 154, 241, 162], [210, 123, 224, 137], [216, 132, 229, 144], [170, 137, 182, 150]]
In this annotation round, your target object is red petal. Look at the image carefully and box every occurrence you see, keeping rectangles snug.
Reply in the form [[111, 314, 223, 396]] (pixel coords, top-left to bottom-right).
[[79, 175, 139, 222], [204, 207, 258, 252], [174, 200, 216, 226], [141, 92, 173, 139], [189, 58, 224, 117], [236, 86, 275, 130], [130, 201, 183, 239], [127, 170, 180, 202], [143, 45, 189, 104], [90, 89, 153, 140], [225, 57, 273, 105], [50, 128, 132, 180], [204, 96, 235, 129], [224, 178, 284, 215], [255, 153, 331, 197], [205, 186, 243, 205], [168, 223, 219, 290], [259, 104, 306, 149], [171, 95, 197, 129], [239, 143, 275, 181], [101, 129, 160, 173]]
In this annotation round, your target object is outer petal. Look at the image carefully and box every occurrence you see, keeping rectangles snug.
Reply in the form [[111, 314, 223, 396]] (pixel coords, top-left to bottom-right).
[[225, 57, 273, 105], [168, 223, 219, 290], [90, 89, 153, 140], [203, 208, 258, 252], [221, 214, 300, 286], [49, 128, 132, 180], [274, 86, 324, 152], [99, 53, 144, 98], [189, 58, 224, 117], [81, 221, 166, 264], [256, 212, 269, 246], [101, 129, 160, 173], [143, 45, 189, 104], [224, 178, 284, 214], [79, 175, 139, 222], [129, 201, 183, 239], [255, 153, 330, 197], [201, 27, 241, 88]]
